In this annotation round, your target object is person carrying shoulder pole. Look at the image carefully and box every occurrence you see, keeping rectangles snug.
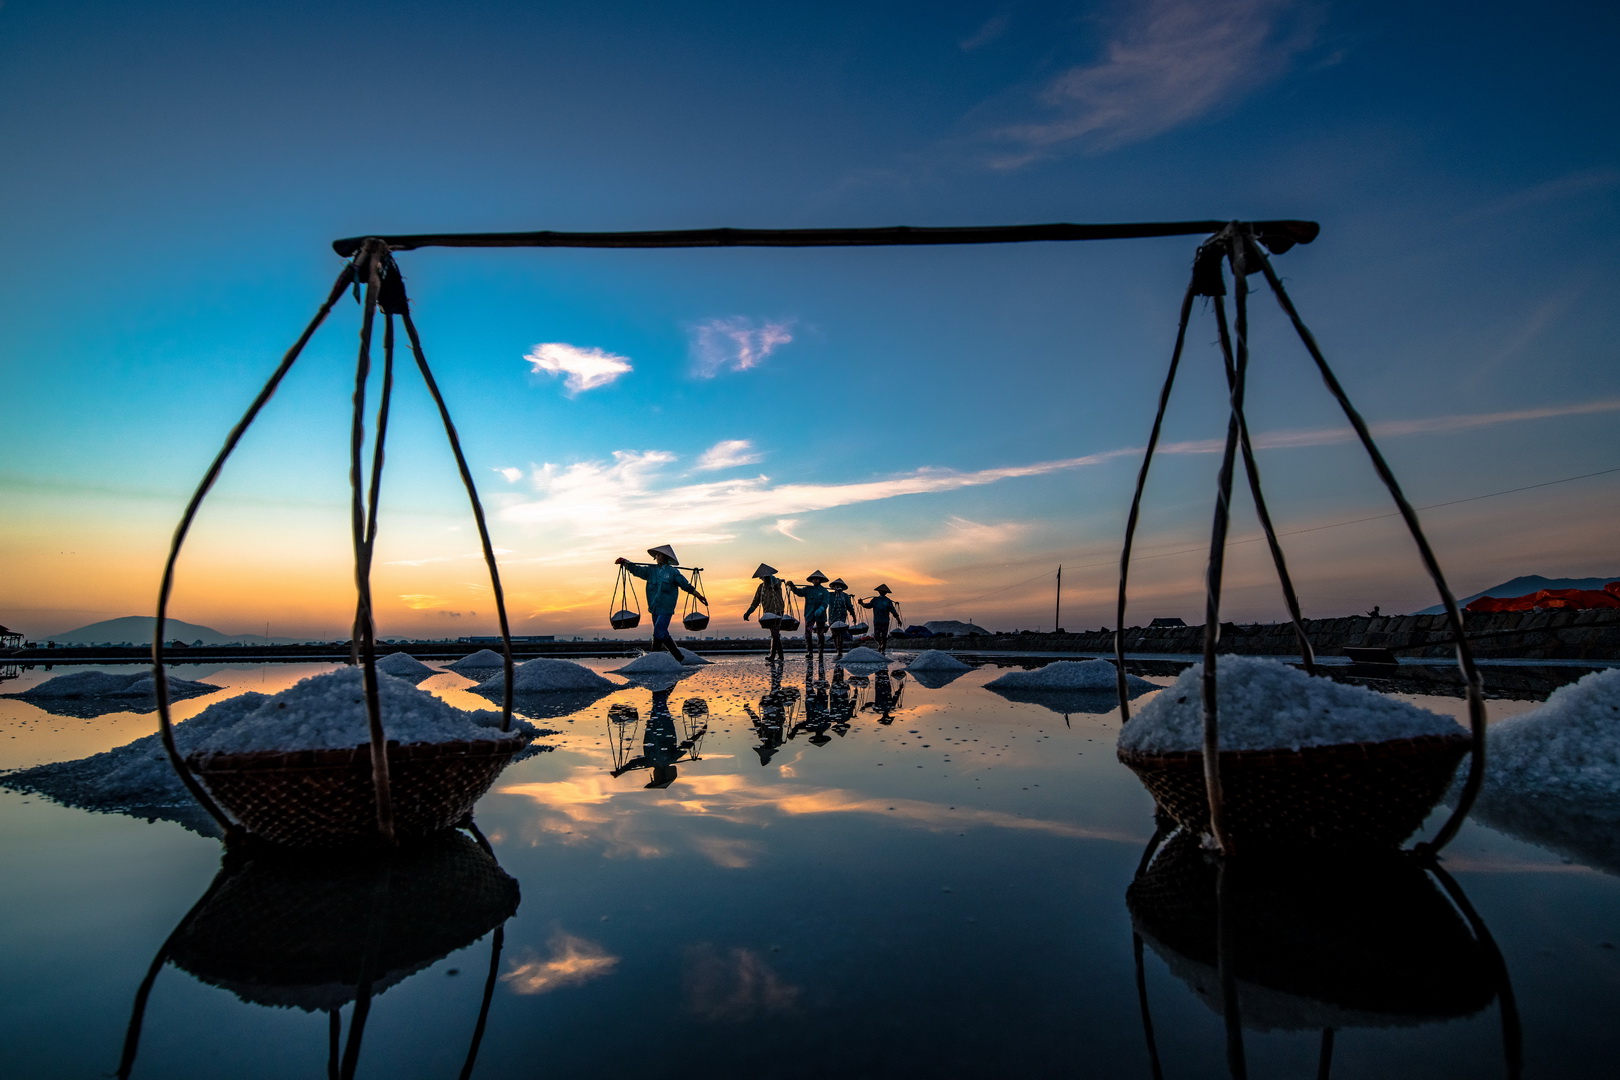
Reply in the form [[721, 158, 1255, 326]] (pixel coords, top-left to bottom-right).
[[787, 570, 832, 655], [615, 544, 706, 662], [860, 584, 902, 653], [826, 578, 857, 656], [743, 562, 788, 661]]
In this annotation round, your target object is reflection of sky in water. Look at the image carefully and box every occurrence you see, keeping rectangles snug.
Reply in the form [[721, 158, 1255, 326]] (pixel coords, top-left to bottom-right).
[[1, 656, 1616, 1078]]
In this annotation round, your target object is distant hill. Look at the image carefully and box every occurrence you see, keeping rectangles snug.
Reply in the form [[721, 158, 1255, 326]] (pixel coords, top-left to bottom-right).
[[1413, 574, 1620, 615], [43, 616, 304, 646]]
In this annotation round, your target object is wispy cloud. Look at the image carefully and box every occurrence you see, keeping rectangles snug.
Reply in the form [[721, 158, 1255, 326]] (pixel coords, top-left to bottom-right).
[[960, 11, 1011, 52], [503, 931, 619, 995], [696, 439, 764, 471], [992, 0, 1317, 163], [689, 317, 794, 377], [495, 467, 524, 483], [1459, 168, 1620, 222], [399, 594, 446, 609], [483, 398, 1618, 565], [526, 342, 633, 394]]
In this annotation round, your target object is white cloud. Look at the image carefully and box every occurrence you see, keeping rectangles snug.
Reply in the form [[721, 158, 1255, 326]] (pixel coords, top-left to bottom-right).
[[496, 467, 524, 483], [992, 0, 1318, 162], [696, 439, 764, 471], [525, 342, 633, 394], [689, 317, 794, 377], [480, 397, 1618, 567]]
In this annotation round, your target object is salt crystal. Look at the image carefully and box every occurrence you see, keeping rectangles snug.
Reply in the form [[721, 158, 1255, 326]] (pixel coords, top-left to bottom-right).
[[610, 653, 687, 675], [838, 647, 891, 665], [374, 652, 437, 679], [12, 670, 221, 699], [1117, 656, 1463, 754], [473, 658, 618, 692], [1484, 667, 1620, 806], [446, 649, 506, 674], [906, 650, 971, 673], [986, 659, 1151, 692]]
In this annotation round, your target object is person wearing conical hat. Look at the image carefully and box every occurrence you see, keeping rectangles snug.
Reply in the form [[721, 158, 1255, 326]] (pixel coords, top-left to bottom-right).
[[743, 562, 788, 660], [859, 583, 903, 653], [825, 578, 858, 656], [615, 544, 706, 662], [786, 570, 832, 655]]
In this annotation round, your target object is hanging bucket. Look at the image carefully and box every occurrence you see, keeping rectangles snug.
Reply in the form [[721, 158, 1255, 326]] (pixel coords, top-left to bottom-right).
[[680, 568, 710, 631], [778, 590, 801, 632], [830, 619, 849, 631], [848, 621, 870, 635], [189, 736, 530, 848], [609, 565, 642, 630], [1117, 733, 1470, 851], [758, 612, 784, 629]]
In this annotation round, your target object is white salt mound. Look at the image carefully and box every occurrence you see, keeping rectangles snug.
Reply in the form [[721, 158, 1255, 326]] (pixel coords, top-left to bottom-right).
[[611, 652, 687, 675], [986, 659, 1151, 692], [838, 647, 891, 665], [475, 658, 617, 692], [447, 648, 506, 673], [189, 667, 536, 755], [677, 648, 712, 666], [1484, 667, 1620, 805], [906, 650, 970, 673], [374, 652, 437, 678], [19, 670, 221, 698], [1117, 656, 1463, 755]]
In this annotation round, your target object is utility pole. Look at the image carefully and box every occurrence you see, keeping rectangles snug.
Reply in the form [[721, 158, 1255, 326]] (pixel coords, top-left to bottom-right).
[[1054, 565, 1062, 633]]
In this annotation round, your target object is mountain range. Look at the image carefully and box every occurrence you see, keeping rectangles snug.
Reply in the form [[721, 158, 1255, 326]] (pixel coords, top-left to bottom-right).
[[1412, 574, 1619, 615], [43, 616, 305, 646]]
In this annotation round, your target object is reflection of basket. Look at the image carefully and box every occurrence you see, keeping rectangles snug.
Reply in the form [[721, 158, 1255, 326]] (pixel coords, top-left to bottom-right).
[[189, 737, 529, 848], [1128, 832, 1492, 1028], [1118, 734, 1469, 849], [170, 830, 519, 1010]]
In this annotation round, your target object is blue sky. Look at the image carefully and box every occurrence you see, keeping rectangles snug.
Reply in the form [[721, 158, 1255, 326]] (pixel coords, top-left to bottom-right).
[[2, 0, 1617, 638]]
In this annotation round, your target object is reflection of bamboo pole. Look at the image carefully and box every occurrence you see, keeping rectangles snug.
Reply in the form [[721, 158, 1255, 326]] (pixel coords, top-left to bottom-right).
[[116, 871, 231, 1079], [150, 262, 356, 841], [1317, 1028, 1335, 1080], [1131, 933, 1167, 1080], [1215, 860, 1248, 1080], [327, 1010, 341, 1080], [458, 926, 506, 1080], [1429, 864, 1523, 1079]]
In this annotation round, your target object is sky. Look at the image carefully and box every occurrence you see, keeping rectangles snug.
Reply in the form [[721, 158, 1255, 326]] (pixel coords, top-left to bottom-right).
[[1, 0, 1617, 640]]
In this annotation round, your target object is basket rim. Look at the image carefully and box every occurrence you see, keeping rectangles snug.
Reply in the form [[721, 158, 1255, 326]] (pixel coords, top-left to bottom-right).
[[188, 735, 530, 773], [1117, 732, 1470, 768]]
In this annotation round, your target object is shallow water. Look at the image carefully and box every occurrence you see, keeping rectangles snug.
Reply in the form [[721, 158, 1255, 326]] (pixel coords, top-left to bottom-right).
[[1, 656, 1615, 1079]]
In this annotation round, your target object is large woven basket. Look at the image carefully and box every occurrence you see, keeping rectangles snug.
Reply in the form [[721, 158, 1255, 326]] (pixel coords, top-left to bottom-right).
[[1118, 733, 1469, 850], [170, 829, 519, 1011], [189, 736, 529, 848], [1127, 831, 1492, 1029]]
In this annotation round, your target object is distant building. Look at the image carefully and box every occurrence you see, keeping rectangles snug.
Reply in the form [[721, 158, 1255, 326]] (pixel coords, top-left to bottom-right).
[[459, 635, 555, 643], [0, 624, 23, 649], [922, 620, 990, 637], [1149, 618, 1186, 628]]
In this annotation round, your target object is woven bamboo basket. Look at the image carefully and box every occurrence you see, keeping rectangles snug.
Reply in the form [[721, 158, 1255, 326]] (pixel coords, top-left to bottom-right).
[[170, 829, 519, 1010], [188, 736, 529, 848], [1128, 831, 1492, 1028], [1117, 733, 1469, 850]]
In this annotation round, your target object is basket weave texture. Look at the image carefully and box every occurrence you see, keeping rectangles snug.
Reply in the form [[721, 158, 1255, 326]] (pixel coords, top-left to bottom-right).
[[189, 737, 528, 848], [171, 829, 519, 1010], [1118, 733, 1469, 849]]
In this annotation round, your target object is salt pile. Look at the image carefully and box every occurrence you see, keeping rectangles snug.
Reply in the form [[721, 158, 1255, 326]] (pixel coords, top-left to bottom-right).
[[906, 651, 970, 673], [611, 653, 687, 675], [374, 652, 437, 679], [837, 646, 891, 665], [447, 649, 506, 674], [985, 659, 1151, 692], [13, 670, 221, 699], [473, 658, 618, 692], [677, 648, 712, 666], [1118, 656, 1463, 755], [1483, 667, 1620, 806]]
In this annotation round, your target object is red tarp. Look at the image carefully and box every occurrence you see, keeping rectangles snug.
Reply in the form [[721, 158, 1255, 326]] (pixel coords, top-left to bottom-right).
[[1464, 581, 1620, 613]]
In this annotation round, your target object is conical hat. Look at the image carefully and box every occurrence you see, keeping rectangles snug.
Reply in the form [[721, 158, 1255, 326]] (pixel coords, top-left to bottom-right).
[[753, 563, 777, 579], [647, 544, 678, 563], [874, 584, 892, 594], [829, 578, 848, 590], [806, 570, 829, 583]]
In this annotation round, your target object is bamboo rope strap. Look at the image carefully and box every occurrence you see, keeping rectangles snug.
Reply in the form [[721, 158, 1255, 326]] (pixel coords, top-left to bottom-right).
[[151, 262, 356, 839], [398, 303, 516, 731], [352, 313, 396, 645], [1248, 249, 1488, 856], [1116, 279, 1198, 717], [332, 219, 1320, 257], [348, 239, 395, 844]]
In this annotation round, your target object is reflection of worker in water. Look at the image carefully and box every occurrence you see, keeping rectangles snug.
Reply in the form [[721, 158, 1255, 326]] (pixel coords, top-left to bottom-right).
[[790, 657, 833, 745], [615, 544, 706, 662], [859, 584, 903, 654], [743, 562, 788, 661], [611, 687, 704, 788], [787, 570, 832, 655], [829, 666, 856, 736], [863, 669, 905, 724], [743, 664, 797, 766]]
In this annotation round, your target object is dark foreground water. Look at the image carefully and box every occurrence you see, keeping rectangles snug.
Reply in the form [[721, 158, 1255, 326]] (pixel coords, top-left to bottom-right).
[[1, 656, 1615, 1079]]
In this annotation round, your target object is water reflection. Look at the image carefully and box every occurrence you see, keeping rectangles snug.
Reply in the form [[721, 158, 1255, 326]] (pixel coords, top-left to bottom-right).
[[119, 827, 519, 1079], [1129, 830, 1519, 1078], [608, 688, 709, 788], [984, 685, 1146, 721], [742, 659, 800, 765], [859, 669, 905, 723]]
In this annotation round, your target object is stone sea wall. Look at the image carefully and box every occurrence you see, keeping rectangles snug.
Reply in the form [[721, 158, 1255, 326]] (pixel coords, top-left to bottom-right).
[[902, 608, 1620, 662]]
